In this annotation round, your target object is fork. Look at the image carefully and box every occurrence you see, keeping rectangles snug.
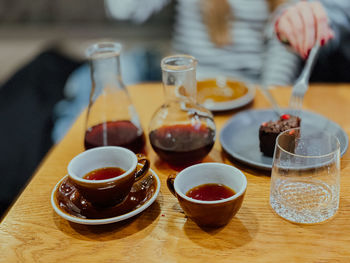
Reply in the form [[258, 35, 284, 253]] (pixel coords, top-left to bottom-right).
[[260, 84, 283, 117], [289, 42, 321, 113]]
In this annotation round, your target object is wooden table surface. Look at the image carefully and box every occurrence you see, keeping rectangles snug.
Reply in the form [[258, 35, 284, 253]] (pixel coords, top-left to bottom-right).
[[1, 84, 350, 262]]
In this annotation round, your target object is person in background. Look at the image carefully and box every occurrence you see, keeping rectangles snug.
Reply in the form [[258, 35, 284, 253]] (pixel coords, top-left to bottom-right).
[[105, 0, 349, 85], [275, 1, 334, 59], [275, 0, 350, 82], [52, 0, 350, 142]]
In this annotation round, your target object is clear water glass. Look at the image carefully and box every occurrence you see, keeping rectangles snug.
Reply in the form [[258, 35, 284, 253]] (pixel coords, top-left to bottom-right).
[[270, 127, 340, 224]]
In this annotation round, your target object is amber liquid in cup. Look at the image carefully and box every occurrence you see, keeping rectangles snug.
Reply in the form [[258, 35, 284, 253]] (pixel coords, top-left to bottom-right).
[[186, 183, 235, 201], [83, 167, 126, 181]]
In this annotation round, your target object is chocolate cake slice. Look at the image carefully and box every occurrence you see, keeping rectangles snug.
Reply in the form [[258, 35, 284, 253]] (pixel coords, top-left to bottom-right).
[[259, 114, 301, 157]]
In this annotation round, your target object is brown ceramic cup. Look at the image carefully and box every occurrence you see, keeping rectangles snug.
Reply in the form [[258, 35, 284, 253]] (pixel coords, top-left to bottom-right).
[[68, 146, 149, 207], [167, 163, 247, 228]]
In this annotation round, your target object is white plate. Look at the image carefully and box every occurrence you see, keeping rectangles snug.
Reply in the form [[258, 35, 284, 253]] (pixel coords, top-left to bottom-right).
[[51, 169, 160, 225], [197, 78, 255, 112]]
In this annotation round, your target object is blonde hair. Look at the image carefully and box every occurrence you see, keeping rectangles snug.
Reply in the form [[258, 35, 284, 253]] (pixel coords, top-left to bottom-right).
[[201, 0, 287, 47], [268, 0, 288, 11]]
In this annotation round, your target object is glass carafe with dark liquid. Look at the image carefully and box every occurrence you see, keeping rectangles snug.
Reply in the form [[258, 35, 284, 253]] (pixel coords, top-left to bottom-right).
[[84, 42, 145, 153], [149, 55, 216, 167]]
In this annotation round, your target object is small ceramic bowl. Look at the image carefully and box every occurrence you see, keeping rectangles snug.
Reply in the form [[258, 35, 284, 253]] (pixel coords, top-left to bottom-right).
[[167, 163, 247, 227]]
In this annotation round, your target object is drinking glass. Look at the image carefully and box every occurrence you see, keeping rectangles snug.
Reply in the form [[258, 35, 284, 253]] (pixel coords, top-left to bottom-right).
[[270, 127, 340, 224]]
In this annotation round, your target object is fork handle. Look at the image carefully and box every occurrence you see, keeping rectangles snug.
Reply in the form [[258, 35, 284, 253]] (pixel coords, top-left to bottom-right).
[[297, 42, 321, 83], [259, 85, 283, 117]]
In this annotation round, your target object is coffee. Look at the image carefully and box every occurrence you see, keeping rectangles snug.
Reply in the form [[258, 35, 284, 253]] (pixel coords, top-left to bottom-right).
[[68, 147, 150, 208], [167, 163, 247, 227], [84, 120, 145, 153], [83, 167, 125, 180], [186, 183, 235, 201], [149, 123, 215, 167]]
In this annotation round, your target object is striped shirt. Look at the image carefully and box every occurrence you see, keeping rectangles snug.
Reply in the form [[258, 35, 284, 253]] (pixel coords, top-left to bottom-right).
[[172, 0, 300, 85]]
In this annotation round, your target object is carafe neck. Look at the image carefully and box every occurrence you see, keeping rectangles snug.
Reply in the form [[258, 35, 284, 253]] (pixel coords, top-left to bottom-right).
[[87, 42, 124, 96], [161, 55, 197, 103]]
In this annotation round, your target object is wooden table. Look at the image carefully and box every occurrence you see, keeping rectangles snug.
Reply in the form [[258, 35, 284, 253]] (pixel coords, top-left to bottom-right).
[[1, 84, 350, 262]]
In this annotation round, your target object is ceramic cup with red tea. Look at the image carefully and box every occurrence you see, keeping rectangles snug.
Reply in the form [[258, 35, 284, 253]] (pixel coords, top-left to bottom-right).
[[67, 146, 149, 207], [167, 163, 247, 228]]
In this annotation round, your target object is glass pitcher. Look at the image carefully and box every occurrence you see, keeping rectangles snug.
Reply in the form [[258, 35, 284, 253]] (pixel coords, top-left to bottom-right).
[[149, 55, 216, 167], [84, 42, 145, 153]]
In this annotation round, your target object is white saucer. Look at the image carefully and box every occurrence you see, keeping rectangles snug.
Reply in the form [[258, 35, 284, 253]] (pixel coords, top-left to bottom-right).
[[197, 78, 255, 112], [51, 169, 160, 225]]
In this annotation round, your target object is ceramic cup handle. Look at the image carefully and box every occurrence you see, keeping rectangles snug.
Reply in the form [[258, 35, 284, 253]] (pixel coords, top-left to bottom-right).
[[167, 173, 177, 197], [135, 154, 150, 181]]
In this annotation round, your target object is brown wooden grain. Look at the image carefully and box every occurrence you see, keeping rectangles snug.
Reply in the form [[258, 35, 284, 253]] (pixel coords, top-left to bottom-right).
[[1, 84, 350, 263]]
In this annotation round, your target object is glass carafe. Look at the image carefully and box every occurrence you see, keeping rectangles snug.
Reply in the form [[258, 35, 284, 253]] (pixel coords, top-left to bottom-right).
[[149, 55, 216, 167], [84, 42, 145, 153]]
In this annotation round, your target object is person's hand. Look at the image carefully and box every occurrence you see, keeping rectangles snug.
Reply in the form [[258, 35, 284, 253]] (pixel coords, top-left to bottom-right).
[[275, 1, 334, 59]]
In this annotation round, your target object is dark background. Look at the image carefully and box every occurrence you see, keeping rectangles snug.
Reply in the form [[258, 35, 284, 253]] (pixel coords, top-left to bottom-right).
[[0, 0, 174, 217]]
